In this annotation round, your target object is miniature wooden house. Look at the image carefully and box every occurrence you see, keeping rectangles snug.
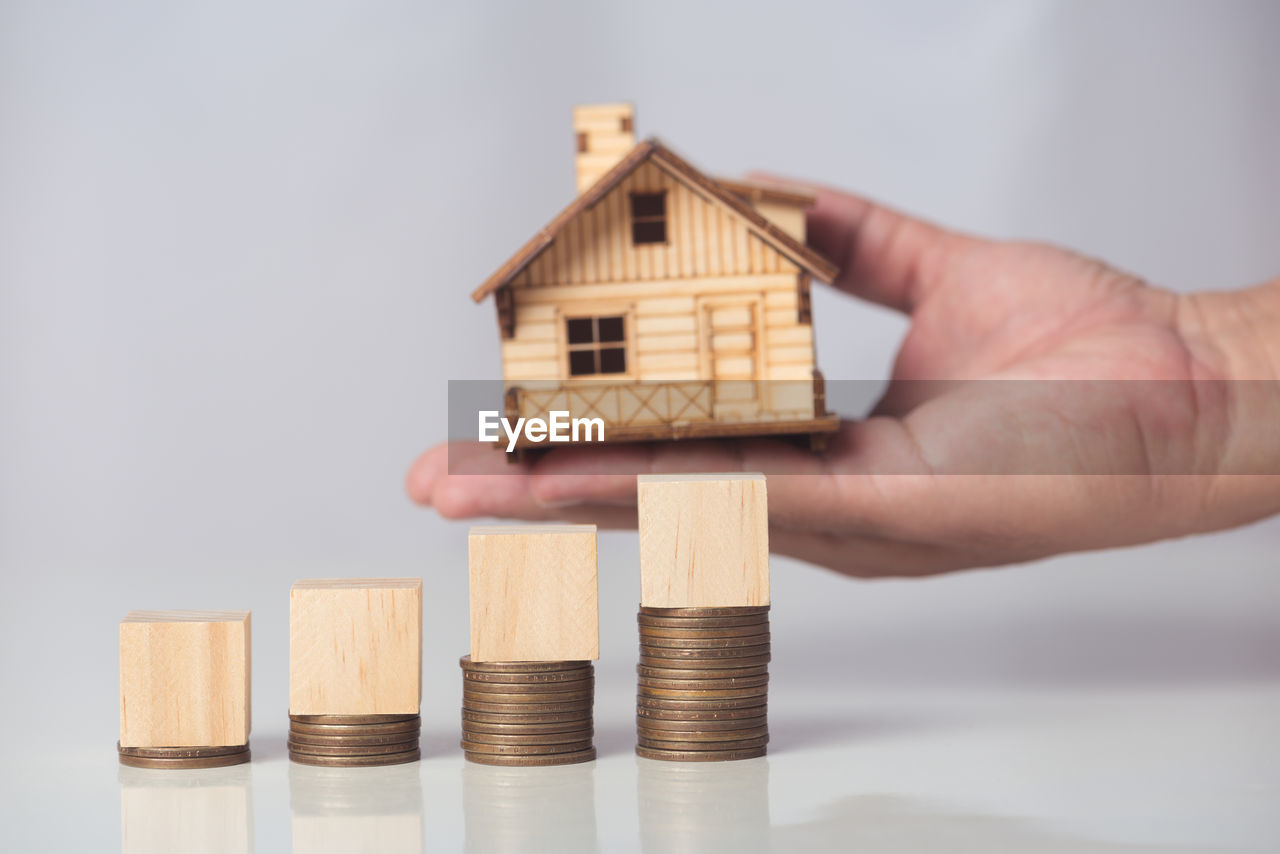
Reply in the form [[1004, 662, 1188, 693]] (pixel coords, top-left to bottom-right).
[[472, 104, 840, 450]]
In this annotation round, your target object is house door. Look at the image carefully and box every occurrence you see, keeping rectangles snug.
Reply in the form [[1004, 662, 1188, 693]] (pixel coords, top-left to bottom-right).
[[702, 299, 763, 420]]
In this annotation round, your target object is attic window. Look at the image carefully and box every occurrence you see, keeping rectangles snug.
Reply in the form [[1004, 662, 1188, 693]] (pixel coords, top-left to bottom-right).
[[567, 315, 627, 376], [630, 192, 667, 245]]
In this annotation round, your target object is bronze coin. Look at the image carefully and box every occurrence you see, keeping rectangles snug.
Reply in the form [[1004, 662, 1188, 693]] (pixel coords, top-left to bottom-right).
[[288, 740, 421, 757], [461, 687, 594, 703], [461, 729, 594, 746], [640, 634, 771, 649], [287, 730, 420, 748], [638, 694, 767, 711], [460, 738, 594, 756], [635, 714, 767, 732], [638, 606, 770, 618], [463, 669, 595, 685], [636, 685, 769, 701], [637, 663, 770, 680], [464, 698, 593, 714], [640, 652, 772, 669], [461, 718, 594, 736], [289, 748, 420, 767], [117, 743, 248, 759], [464, 747, 596, 767], [638, 624, 770, 640], [637, 704, 768, 722], [462, 708, 592, 725], [638, 734, 770, 752], [289, 719, 421, 737], [288, 713, 419, 725], [637, 674, 769, 691], [635, 745, 767, 762], [119, 750, 251, 770], [460, 655, 593, 673], [638, 725, 770, 743], [463, 678, 594, 695], [638, 641, 771, 658], [638, 614, 769, 629]]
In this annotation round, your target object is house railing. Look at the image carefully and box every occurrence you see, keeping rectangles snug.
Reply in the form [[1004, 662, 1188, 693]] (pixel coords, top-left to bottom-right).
[[506, 381, 715, 429]]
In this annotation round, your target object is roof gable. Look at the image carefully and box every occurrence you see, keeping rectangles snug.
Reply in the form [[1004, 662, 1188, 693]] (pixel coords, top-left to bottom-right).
[[470, 139, 837, 303]]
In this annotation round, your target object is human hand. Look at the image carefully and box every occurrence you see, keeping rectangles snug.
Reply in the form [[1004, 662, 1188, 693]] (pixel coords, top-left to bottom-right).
[[407, 185, 1280, 576]]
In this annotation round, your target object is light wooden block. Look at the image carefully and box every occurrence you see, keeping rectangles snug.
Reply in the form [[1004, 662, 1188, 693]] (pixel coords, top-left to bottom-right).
[[469, 525, 599, 662], [638, 473, 770, 607], [119, 610, 251, 748], [289, 578, 422, 715]]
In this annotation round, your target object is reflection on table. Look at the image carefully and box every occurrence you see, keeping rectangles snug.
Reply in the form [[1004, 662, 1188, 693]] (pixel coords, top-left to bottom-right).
[[463, 760, 601, 853], [637, 757, 770, 854], [289, 762, 424, 854], [119, 763, 254, 854]]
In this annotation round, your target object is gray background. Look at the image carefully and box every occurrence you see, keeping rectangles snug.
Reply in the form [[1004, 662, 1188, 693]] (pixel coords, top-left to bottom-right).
[[2, 1, 1279, 848]]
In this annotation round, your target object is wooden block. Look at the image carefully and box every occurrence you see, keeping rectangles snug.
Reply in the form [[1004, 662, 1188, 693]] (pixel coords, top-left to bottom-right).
[[469, 525, 599, 662], [119, 610, 251, 748], [289, 579, 422, 715], [638, 474, 769, 607]]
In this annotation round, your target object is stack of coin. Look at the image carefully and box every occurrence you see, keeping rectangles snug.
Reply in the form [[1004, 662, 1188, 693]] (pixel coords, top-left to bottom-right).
[[460, 655, 596, 766], [118, 742, 251, 769], [636, 605, 770, 761], [287, 714, 421, 767]]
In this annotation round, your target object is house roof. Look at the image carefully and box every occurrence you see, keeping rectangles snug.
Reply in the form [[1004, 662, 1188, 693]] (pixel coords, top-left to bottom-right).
[[714, 176, 817, 208], [470, 138, 838, 303]]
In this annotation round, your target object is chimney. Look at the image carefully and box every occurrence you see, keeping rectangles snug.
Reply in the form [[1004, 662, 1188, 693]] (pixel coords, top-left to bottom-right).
[[572, 103, 635, 193]]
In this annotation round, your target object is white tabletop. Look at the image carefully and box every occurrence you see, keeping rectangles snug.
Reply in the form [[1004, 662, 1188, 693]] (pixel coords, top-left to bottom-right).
[[6, 677, 1278, 852]]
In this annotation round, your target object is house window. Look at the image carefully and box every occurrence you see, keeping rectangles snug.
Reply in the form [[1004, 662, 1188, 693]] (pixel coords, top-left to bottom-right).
[[566, 315, 627, 376], [630, 192, 667, 245]]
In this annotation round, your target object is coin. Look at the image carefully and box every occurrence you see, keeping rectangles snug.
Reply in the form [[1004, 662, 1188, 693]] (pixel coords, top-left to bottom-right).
[[637, 704, 769, 721], [638, 694, 767, 711], [638, 606, 770, 618], [460, 719, 594, 737], [637, 663, 770, 680], [462, 679, 594, 695], [460, 738, 595, 755], [288, 714, 419, 725], [289, 747, 420, 767], [634, 714, 767, 732], [117, 743, 248, 759], [640, 654, 772, 671], [287, 740, 421, 757], [289, 719, 422, 737], [636, 685, 769, 701], [635, 745, 767, 762], [638, 625, 771, 640], [461, 729, 594, 746], [460, 655, 593, 673], [462, 708, 592, 725], [464, 747, 597, 767], [464, 698, 593, 714], [460, 687, 595, 703], [640, 634, 771, 649], [637, 725, 771, 743], [638, 641, 771, 657], [638, 733, 770, 751], [119, 750, 252, 770], [287, 730, 420, 748], [637, 674, 769, 691], [638, 613, 769, 629], [463, 669, 595, 685]]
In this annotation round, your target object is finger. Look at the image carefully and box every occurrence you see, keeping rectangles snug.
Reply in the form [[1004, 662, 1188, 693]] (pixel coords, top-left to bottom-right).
[[749, 172, 966, 314]]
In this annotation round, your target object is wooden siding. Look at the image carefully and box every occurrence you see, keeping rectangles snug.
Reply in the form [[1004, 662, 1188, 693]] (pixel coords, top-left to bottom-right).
[[514, 161, 800, 288]]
